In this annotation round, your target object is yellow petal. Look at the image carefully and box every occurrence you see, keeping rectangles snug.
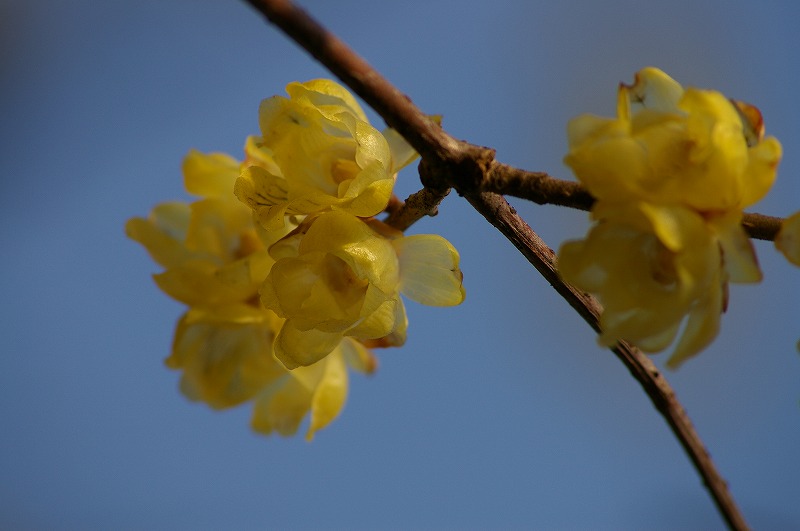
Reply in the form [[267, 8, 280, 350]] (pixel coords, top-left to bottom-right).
[[335, 164, 395, 218], [167, 307, 284, 409], [287, 79, 369, 123], [243, 135, 282, 176], [338, 337, 378, 374], [125, 202, 193, 269], [382, 126, 419, 173], [182, 149, 240, 199], [273, 321, 344, 369], [251, 372, 314, 437], [742, 136, 782, 207], [711, 216, 762, 283], [394, 234, 466, 306], [154, 261, 256, 306], [306, 352, 348, 441], [666, 276, 723, 368], [776, 211, 800, 267], [184, 198, 253, 258], [300, 211, 399, 289], [235, 166, 291, 231], [564, 128, 651, 201], [623, 67, 684, 115], [347, 296, 402, 340], [360, 299, 409, 349], [566, 114, 618, 149]]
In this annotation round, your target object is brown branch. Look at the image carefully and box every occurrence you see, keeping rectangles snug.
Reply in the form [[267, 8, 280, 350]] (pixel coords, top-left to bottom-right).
[[383, 184, 450, 232], [245, 0, 780, 242], [481, 163, 781, 241], [465, 191, 747, 531], [741, 211, 783, 241], [484, 162, 596, 211], [242, 0, 750, 528], [241, 0, 457, 163]]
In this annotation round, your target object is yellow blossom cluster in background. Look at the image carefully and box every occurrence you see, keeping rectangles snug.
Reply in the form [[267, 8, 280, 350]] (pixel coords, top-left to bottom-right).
[[127, 80, 465, 439], [558, 67, 783, 367]]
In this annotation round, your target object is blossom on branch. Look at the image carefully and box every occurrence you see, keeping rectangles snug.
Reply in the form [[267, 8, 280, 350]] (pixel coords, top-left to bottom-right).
[[127, 149, 377, 440], [558, 67, 782, 366], [261, 210, 465, 369], [127, 79, 466, 438], [235, 79, 418, 231], [559, 202, 724, 365]]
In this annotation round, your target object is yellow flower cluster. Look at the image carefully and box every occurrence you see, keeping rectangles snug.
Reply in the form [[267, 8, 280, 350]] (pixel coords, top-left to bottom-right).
[[558, 68, 781, 367], [127, 80, 465, 439]]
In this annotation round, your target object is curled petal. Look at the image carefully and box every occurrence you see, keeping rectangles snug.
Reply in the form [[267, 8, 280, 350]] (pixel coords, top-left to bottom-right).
[[347, 296, 404, 340], [622, 67, 684, 115], [286, 78, 369, 123], [666, 274, 724, 368]]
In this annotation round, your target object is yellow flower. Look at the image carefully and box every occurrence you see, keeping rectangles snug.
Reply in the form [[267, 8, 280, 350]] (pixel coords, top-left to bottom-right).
[[559, 68, 782, 365], [126, 149, 275, 306], [559, 202, 724, 367], [167, 305, 286, 409], [235, 79, 419, 231], [127, 149, 377, 439], [170, 304, 376, 441], [252, 334, 376, 441], [776, 211, 800, 267], [260, 210, 465, 369], [565, 67, 781, 211]]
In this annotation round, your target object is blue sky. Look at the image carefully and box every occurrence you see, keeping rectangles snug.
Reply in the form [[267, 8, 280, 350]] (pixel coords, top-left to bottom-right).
[[2, 1, 799, 529]]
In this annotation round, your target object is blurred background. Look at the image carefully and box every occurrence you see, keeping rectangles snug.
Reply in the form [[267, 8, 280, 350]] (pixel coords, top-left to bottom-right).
[[2, 0, 799, 529]]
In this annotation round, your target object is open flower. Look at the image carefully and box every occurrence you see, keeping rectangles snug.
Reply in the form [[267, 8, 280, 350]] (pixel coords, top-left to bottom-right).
[[260, 210, 465, 369], [170, 304, 376, 440], [251, 334, 376, 440], [559, 202, 723, 367], [127, 149, 377, 439], [559, 68, 781, 365], [126, 150, 274, 306], [565, 67, 780, 281], [235, 79, 418, 231], [565, 67, 781, 211]]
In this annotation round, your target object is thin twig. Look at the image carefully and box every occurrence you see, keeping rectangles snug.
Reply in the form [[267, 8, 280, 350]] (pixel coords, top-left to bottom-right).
[[484, 162, 596, 211], [383, 184, 450, 232], [481, 163, 782, 241], [242, 0, 750, 528], [465, 191, 746, 531]]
